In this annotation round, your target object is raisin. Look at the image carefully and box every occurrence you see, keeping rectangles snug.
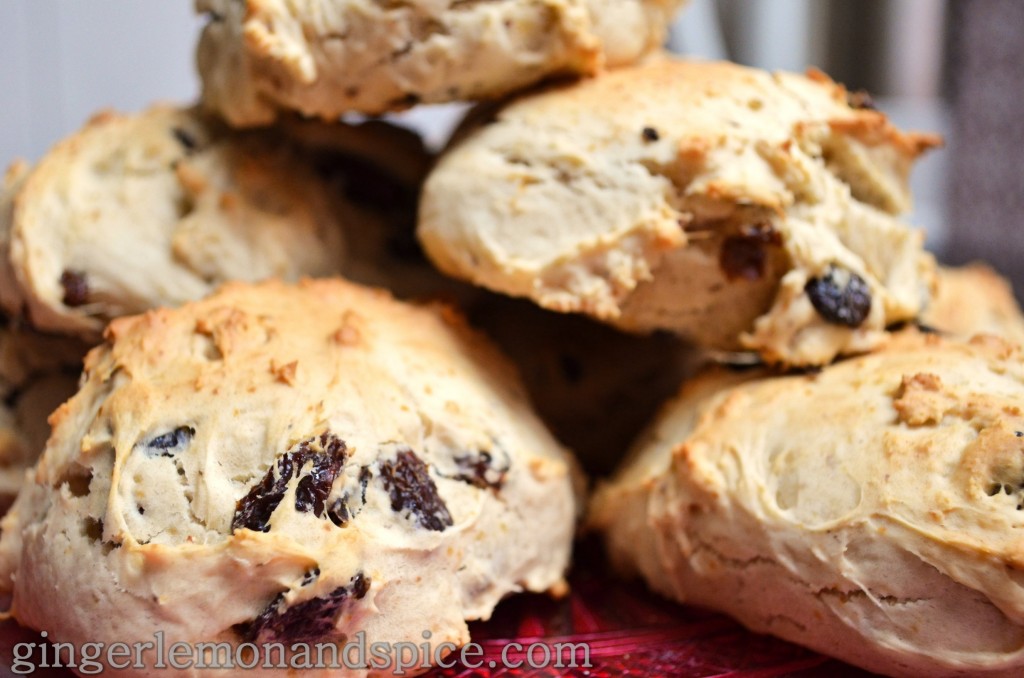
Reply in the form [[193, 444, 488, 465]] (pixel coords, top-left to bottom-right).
[[805, 267, 872, 328], [294, 433, 347, 516], [172, 127, 198, 152], [1017, 431, 1023, 438], [452, 451, 510, 490], [379, 450, 452, 531], [60, 270, 89, 307], [301, 568, 320, 587], [719, 223, 782, 281], [642, 127, 660, 142], [239, 573, 370, 643], [350, 572, 370, 599], [327, 466, 371, 528], [141, 426, 194, 457], [232, 433, 348, 533], [326, 498, 351, 528], [847, 90, 877, 111]]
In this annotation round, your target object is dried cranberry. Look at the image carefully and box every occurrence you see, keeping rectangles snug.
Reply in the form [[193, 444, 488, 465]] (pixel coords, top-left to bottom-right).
[[379, 450, 452, 531], [239, 573, 370, 643], [232, 433, 348, 533], [719, 223, 782, 281], [805, 267, 872, 328], [60, 270, 89, 307]]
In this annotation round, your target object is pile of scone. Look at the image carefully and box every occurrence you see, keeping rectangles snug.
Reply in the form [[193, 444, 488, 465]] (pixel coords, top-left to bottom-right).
[[1, 2, 1023, 677]]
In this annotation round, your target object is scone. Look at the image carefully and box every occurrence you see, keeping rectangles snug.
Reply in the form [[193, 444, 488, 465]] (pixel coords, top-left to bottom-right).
[[0, 279, 577, 676], [590, 331, 1024, 677], [419, 58, 941, 366], [923, 264, 1024, 345], [0, 324, 86, 508], [1, 105, 430, 339], [196, 0, 687, 125]]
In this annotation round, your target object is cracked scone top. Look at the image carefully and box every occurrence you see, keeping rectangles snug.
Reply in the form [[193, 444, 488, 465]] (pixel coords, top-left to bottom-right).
[[0, 279, 577, 676], [419, 58, 941, 366], [590, 332, 1024, 677], [0, 105, 432, 340], [196, 0, 688, 125]]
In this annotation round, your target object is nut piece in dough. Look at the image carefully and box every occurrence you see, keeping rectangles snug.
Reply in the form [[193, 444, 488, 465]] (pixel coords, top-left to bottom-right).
[[419, 58, 941, 366], [591, 331, 1024, 677]]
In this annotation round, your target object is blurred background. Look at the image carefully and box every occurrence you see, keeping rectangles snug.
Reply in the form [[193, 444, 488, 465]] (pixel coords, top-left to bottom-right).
[[0, 0, 1020, 294]]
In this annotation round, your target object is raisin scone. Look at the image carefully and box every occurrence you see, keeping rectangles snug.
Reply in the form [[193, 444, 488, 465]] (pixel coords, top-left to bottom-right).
[[1, 105, 432, 340], [419, 58, 941, 366], [0, 279, 577, 676], [196, 0, 688, 125], [922, 264, 1024, 345], [0, 324, 86, 509], [590, 331, 1024, 677]]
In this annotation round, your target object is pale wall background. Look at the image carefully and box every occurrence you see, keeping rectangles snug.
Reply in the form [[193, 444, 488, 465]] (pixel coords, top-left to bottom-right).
[[0, 0, 953, 248]]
